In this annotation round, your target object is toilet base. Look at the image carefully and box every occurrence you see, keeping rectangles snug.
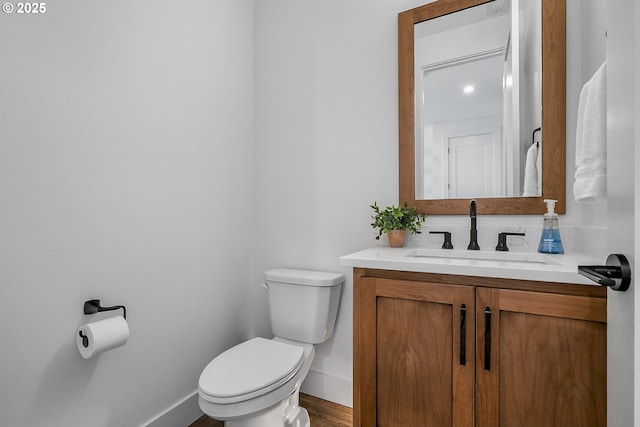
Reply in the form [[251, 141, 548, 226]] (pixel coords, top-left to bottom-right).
[[223, 392, 310, 427]]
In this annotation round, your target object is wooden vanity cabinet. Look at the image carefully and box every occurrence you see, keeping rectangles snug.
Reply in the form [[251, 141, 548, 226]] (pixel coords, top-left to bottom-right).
[[353, 268, 607, 427]]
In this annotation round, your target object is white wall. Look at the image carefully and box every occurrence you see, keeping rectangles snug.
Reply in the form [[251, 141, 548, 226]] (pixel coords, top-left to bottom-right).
[[570, 0, 608, 259], [0, 1, 254, 426], [252, 0, 432, 405]]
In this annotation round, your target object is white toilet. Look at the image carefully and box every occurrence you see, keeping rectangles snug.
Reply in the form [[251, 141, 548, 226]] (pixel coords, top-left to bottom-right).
[[198, 268, 344, 427]]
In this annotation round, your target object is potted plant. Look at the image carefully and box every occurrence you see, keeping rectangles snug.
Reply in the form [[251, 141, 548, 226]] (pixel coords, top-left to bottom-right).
[[370, 202, 427, 247]]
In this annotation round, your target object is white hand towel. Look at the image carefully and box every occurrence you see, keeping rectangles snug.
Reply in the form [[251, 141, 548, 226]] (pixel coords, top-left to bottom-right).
[[536, 141, 542, 195], [522, 143, 539, 196], [574, 61, 607, 202]]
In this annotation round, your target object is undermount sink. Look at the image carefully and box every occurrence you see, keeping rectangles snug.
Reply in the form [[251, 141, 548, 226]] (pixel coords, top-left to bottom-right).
[[405, 248, 561, 266]]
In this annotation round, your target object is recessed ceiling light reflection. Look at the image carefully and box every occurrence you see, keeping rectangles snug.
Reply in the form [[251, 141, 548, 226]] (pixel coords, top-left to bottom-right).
[[463, 85, 475, 94]]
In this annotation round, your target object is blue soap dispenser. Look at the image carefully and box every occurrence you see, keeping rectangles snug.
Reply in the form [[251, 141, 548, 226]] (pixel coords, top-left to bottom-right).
[[538, 199, 564, 254]]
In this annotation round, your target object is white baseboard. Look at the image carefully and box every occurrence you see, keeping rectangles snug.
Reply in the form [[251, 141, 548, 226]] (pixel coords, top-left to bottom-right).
[[141, 371, 352, 426], [142, 390, 203, 427], [300, 369, 353, 408]]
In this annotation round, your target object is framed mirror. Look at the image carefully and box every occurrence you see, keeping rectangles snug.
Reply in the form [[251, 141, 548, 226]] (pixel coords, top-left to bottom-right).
[[399, 0, 565, 214]]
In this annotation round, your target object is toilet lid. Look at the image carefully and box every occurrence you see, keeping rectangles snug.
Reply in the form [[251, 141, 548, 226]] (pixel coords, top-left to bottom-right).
[[199, 337, 305, 403]]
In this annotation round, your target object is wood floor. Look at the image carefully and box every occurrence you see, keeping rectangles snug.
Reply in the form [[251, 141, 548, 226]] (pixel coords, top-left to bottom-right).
[[189, 393, 352, 427]]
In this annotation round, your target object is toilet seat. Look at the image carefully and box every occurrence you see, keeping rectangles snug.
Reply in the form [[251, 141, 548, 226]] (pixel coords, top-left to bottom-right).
[[199, 337, 305, 404]]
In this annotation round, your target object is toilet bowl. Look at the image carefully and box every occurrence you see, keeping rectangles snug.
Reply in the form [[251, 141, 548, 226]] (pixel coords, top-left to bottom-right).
[[198, 337, 315, 425], [197, 269, 344, 427]]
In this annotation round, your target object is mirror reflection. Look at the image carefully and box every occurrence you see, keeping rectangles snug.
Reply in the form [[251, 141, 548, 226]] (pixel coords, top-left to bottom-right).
[[414, 0, 542, 199]]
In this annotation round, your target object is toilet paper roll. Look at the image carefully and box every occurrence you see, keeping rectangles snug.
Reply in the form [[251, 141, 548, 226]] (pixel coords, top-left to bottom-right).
[[77, 316, 129, 359]]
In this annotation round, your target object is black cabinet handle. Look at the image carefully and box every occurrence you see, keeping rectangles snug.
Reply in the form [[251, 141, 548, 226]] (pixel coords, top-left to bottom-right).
[[459, 304, 466, 366], [484, 307, 491, 371]]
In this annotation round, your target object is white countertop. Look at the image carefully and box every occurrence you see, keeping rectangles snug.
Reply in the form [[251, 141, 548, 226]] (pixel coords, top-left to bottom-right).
[[340, 247, 603, 285]]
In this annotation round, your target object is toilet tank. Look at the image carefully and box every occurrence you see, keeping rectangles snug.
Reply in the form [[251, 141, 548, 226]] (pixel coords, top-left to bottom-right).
[[264, 269, 344, 344]]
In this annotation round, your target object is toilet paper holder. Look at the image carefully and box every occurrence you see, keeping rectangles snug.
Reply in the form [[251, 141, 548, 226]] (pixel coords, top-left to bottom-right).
[[79, 300, 127, 349], [83, 299, 127, 320]]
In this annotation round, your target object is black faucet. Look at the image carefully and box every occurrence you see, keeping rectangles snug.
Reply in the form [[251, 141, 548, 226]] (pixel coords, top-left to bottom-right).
[[430, 231, 454, 249], [495, 232, 526, 251], [467, 199, 480, 250]]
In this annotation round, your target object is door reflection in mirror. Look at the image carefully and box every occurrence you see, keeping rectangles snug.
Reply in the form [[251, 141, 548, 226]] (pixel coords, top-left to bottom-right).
[[414, 0, 541, 199]]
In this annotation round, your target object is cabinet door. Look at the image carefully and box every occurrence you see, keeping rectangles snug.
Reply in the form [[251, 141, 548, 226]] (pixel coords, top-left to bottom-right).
[[355, 276, 475, 427], [476, 288, 607, 427]]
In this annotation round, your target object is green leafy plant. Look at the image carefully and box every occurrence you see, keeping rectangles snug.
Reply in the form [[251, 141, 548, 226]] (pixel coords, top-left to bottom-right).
[[370, 202, 427, 240]]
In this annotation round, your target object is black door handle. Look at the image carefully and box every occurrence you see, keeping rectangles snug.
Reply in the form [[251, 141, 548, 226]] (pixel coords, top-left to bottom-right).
[[578, 254, 631, 291], [459, 304, 466, 366], [484, 307, 491, 371]]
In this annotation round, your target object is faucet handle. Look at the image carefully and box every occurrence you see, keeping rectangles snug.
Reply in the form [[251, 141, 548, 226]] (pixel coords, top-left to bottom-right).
[[495, 232, 526, 252], [430, 231, 454, 249]]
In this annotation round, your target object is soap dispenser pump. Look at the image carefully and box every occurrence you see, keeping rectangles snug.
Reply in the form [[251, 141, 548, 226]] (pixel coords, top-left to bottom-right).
[[538, 199, 564, 254]]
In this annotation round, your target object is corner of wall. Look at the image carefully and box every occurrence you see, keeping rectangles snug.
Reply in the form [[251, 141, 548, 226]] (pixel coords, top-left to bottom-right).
[[301, 369, 353, 409]]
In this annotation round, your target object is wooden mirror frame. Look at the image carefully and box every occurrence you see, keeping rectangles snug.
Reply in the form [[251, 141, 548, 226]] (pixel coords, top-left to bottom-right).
[[399, 0, 566, 215]]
